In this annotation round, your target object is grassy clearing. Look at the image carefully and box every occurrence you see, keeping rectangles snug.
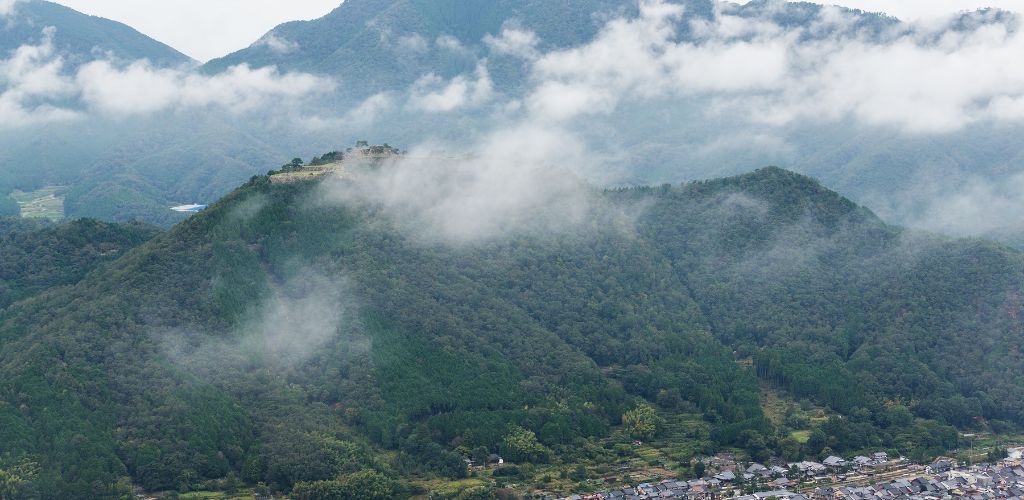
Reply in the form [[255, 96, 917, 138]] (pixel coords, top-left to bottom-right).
[[414, 477, 490, 499], [953, 432, 1024, 463], [10, 186, 65, 220], [791, 430, 811, 444], [177, 490, 253, 499]]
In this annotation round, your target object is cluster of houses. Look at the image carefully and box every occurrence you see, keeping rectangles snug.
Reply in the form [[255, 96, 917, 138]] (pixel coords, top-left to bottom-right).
[[558, 452, 895, 500], [558, 448, 1024, 500], [817, 460, 1024, 498], [560, 479, 810, 500]]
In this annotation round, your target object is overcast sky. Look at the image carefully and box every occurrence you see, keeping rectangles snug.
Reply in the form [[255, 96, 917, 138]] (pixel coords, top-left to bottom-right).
[[50, 0, 1024, 62]]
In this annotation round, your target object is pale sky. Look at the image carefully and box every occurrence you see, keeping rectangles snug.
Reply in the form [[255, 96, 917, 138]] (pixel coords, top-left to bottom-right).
[[52, 0, 342, 62], [50, 0, 1024, 62]]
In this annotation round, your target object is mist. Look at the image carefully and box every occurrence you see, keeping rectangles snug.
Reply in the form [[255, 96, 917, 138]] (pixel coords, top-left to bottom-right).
[[4, 0, 1024, 244], [159, 269, 362, 378]]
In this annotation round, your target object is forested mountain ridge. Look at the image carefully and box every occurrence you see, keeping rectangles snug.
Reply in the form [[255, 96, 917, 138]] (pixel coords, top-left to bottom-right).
[[0, 167, 1022, 498]]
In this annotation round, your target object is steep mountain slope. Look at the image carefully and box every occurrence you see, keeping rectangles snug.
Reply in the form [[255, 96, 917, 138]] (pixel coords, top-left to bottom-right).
[[1, 167, 1023, 497], [1, 0, 192, 68], [0, 217, 160, 308], [627, 169, 1024, 436]]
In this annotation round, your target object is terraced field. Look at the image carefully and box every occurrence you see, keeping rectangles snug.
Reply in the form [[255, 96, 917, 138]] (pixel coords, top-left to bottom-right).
[[10, 186, 65, 220]]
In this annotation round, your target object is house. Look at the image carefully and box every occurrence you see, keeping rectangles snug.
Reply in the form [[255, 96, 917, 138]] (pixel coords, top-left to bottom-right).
[[794, 461, 827, 475], [872, 452, 889, 463], [930, 458, 955, 474], [747, 463, 769, 475], [823, 456, 846, 468], [852, 456, 872, 467], [715, 470, 737, 482]]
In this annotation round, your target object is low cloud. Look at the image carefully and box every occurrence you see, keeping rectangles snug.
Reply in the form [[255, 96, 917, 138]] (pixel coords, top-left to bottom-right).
[[0, 27, 333, 126], [0, 0, 22, 16], [502, 1, 1024, 134], [317, 1, 1024, 245], [345, 91, 394, 126], [0, 27, 80, 127], [867, 172, 1024, 238], [408, 62, 493, 112], [397, 33, 429, 53], [76, 61, 332, 116], [256, 32, 300, 54], [160, 270, 356, 372], [318, 124, 602, 245]]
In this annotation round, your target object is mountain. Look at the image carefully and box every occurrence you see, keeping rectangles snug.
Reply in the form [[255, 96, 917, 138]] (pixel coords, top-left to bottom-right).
[[203, 0, 642, 97], [0, 0, 192, 68], [203, 0, 893, 101], [1, 166, 1021, 497]]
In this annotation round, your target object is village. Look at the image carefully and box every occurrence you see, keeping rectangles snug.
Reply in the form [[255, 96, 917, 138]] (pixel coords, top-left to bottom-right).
[[558, 448, 1024, 500]]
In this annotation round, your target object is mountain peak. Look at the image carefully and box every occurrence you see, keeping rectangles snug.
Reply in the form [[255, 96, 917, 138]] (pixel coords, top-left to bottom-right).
[[2, 0, 193, 68]]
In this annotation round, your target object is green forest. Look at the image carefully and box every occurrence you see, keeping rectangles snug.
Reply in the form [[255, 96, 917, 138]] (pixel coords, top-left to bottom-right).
[[1, 167, 1023, 498]]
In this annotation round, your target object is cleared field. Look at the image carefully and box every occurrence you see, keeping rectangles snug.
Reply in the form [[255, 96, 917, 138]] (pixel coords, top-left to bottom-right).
[[791, 430, 811, 444], [11, 186, 65, 220]]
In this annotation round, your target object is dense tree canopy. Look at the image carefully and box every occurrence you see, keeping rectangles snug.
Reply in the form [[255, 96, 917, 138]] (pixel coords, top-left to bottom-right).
[[0, 167, 1021, 497]]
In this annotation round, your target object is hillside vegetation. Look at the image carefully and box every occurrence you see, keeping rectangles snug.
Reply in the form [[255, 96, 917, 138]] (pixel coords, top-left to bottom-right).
[[0, 168, 1022, 498], [0, 217, 160, 309]]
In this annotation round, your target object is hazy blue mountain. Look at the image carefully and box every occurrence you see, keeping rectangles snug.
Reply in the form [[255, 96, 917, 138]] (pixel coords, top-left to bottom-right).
[[204, 0, 641, 97], [203, 0, 894, 100], [1, 0, 192, 68]]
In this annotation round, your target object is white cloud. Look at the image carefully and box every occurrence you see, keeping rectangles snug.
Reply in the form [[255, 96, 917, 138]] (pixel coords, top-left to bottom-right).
[[345, 91, 394, 126], [319, 124, 601, 245], [0, 27, 80, 127], [0, 27, 334, 125], [408, 63, 493, 112], [0, 0, 23, 16], [435, 34, 473, 57], [256, 32, 299, 54], [484, 26, 541, 59], [867, 172, 1024, 238], [76, 61, 333, 116], [352, 0, 1024, 246], [397, 33, 429, 53], [507, 0, 1024, 134]]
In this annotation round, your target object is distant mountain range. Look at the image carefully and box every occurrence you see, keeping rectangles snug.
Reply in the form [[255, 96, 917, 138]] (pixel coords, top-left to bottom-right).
[[203, 0, 896, 100], [2, 0, 1024, 247]]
